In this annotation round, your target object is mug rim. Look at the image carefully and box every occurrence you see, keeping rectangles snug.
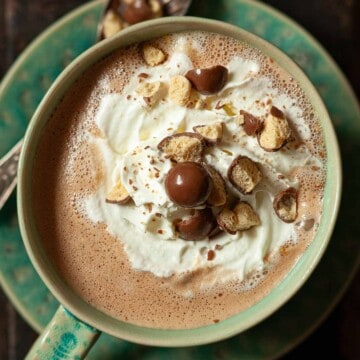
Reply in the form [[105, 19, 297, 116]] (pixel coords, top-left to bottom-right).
[[17, 16, 342, 347]]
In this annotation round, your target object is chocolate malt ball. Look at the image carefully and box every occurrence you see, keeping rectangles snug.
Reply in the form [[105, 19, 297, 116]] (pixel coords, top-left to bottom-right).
[[165, 162, 212, 208]]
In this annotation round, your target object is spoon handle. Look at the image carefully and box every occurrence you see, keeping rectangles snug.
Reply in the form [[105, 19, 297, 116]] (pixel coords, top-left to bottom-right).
[[0, 139, 23, 210]]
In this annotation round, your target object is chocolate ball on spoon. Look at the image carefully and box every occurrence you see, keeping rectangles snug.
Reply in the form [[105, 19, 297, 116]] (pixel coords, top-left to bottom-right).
[[118, 0, 159, 25], [98, 0, 192, 40]]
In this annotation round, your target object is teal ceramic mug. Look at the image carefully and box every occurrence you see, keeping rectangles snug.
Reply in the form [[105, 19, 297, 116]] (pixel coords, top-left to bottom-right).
[[17, 17, 341, 358]]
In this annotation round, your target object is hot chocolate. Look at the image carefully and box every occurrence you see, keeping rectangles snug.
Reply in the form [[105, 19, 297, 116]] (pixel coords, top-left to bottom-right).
[[32, 31, 326, 329]]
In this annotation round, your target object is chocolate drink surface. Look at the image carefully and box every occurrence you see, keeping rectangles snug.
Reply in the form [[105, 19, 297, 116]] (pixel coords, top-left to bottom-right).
[[32, 31, 326, 329]]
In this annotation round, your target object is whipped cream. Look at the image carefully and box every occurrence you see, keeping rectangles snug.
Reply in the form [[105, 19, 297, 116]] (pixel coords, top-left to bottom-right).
[[82, 44, 321, 282]]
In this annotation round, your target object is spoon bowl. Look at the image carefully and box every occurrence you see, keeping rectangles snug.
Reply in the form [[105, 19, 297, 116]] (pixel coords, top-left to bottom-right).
[[97, 0, 192, 40]]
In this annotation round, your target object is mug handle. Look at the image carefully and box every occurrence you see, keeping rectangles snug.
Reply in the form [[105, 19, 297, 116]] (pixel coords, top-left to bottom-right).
[[25, 305, 100, 359]]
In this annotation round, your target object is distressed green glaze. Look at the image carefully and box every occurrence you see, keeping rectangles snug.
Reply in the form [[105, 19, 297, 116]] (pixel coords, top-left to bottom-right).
[[0, 0, 358, 359], [25, 306, 99, 360]]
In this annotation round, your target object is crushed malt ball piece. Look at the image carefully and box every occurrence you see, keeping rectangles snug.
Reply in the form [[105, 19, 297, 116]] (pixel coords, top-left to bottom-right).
[[258, 106, 291, 151], [157, 132, 205, 163], [136, 81, 161, 97], [235, 113, 245, 125], [232, 202, 261, 230], [273, 187, 298, 223], [203, 164, 227, 207], [216, 101, 236, 116], [217, 201, 260, 234], [168, 75, 192, 106], [136, 81, 162, 105], [239, 110, 262, 136], [105, 181, 131, 204], [193, 122, 223, 144], [222, 103, 236, 116], [142, 44, 167, 66], [185, 65, 228, 94], [101, 10, 124, 39], [216, 208, 238, 235], [228, 155, 262, 194], [215, 100, 236, 115]]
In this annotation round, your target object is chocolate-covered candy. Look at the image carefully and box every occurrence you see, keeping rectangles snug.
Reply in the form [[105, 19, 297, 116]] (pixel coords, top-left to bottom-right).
[[228, 156, 262, 194], [240, 110, 262, 136], [217, 201, 260, 234], [118, 0, 154, 25], [157, 132, 205, 163], [273, 187, 298, 223], [258, 106, 291, 151], [175, 208, 216, 240], [164, 162, 212, 208], [185, 65, 228, 94], [193, 122, 223, 144], [202, 163, 227, 207], [105, 180, 131, 204]]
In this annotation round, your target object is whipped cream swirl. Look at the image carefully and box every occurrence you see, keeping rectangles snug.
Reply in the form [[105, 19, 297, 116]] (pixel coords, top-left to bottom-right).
[[82, 47, 321, 282]]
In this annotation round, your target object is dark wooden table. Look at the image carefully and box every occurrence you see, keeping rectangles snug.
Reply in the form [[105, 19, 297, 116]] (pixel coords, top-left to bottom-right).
[[0, 1, 359, 358]]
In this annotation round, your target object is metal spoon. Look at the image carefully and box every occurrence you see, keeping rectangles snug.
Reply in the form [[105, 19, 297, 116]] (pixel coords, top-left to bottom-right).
[[0, 0, 192, 211]]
